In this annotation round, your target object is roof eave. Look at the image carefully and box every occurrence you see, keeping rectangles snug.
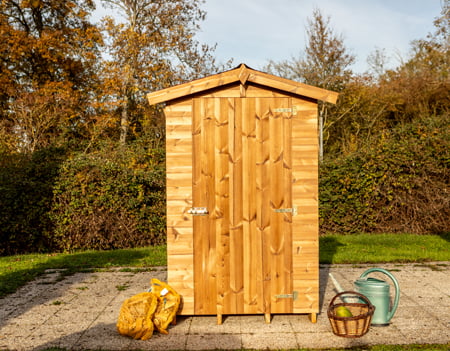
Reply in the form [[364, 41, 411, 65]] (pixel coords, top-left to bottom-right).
[[146, 64, 339, 105]]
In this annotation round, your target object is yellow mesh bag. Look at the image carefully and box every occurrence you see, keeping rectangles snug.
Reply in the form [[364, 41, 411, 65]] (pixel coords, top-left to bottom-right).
[[116, 292, 158, 340], [149, 278, 181, 335]]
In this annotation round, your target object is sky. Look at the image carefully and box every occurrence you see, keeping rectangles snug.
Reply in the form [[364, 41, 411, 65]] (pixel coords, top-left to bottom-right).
[[93, 0, 445, 74]]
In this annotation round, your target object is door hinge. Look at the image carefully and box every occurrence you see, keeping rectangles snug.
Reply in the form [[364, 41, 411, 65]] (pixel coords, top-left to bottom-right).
[[187, 207, 209, 216], [275, 291, 298, 300], [274, 206, 297, 216], [273, 107, 297, 115]]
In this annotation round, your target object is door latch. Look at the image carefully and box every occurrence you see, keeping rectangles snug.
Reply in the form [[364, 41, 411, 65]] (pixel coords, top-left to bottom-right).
[[273, 107, 297, 115], [274, 206, 298, 216], [187, 207, 209, 216], [275, 291, 298, 300]]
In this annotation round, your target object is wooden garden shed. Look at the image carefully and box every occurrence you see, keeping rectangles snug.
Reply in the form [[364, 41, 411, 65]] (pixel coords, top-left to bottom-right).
[[147, 64, 338, 324]]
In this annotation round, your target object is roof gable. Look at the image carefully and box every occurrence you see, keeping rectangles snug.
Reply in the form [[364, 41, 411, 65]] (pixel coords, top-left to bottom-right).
[[146, 63, 339, 105]]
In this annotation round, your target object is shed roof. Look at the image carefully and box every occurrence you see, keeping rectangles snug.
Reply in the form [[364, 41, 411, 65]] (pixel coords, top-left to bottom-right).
[[146, 63, 339, 105]]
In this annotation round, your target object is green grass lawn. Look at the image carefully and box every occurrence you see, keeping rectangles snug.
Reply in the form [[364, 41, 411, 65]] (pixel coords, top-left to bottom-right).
[[1, 233, 449, 298], [319, 232, 450, 264], [0, 245, 166, 297]]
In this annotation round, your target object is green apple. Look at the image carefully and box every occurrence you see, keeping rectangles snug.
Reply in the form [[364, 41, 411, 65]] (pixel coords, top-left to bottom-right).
[[335, 305, 353, 318]]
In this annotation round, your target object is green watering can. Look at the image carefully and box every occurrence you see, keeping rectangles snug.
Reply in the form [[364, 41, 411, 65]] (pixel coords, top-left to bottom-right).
[[354, 268, 400, 326]]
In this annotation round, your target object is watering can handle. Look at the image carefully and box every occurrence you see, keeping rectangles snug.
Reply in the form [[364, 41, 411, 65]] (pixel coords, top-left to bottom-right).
[[360, 268, 400, 322]]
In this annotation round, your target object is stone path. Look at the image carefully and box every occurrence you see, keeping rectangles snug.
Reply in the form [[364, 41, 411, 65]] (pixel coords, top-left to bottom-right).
[[0, 263, 449, 350]]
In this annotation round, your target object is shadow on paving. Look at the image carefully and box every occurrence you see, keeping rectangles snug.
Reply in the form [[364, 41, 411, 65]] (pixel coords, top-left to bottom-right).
[[0, 270, 88, 331], [0, 249, 152, 330], [28, 318, 243, 351], [318, 235, 344, 311]]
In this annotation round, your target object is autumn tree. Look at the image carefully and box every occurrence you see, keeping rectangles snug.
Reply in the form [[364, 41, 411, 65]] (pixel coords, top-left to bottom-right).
[[0, 0, 103, 152], [379, 0, 449, 121], [367, 47, 390, 79], [99, 0, 226, 144], [265, 8, 355, 160], [266, 8, 354, 91]]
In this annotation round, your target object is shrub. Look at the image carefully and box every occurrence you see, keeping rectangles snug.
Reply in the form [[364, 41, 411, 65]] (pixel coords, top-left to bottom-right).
[[0, 147, 66, 255], [320, 113, 449, 234], [50, 141, 166, 251]]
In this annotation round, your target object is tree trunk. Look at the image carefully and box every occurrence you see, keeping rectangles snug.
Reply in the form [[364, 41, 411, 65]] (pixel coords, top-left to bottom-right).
[[120, 95, 129, 144]]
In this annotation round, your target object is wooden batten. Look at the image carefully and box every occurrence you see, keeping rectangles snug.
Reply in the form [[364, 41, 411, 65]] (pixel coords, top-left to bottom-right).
[[147, 63, 338, 323]]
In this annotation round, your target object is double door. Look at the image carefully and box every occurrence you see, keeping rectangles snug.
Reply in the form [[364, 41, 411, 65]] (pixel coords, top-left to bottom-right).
[[192, 97, 296, 319]]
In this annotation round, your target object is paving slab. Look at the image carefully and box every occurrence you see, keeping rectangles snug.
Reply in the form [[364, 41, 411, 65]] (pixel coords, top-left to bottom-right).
[[0, 263, 449, 350]]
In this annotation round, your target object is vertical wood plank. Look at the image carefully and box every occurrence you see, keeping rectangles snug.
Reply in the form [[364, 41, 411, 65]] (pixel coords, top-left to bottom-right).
[[229, 98, 244, 314], [283, 101, 294, 313], [241, 98, 264, 314], [215, 98, 232, 316], [193, 98, 217, 315], [192, 98, 204, 314], [205, 99, 218, 315], [255, 98, 272, 314], [268, 98, 292, 313], [268, 100, 281, 312]]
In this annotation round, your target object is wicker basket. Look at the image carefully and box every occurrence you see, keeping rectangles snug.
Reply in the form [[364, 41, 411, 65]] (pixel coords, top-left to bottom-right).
[[327, 291, 375, 338]]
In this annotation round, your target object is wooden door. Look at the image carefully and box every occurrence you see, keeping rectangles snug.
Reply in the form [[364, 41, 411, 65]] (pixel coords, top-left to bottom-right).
[[192, 97, 294, 317]]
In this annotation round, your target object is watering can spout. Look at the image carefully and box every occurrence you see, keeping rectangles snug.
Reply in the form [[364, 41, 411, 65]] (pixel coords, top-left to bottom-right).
[[329, 273, 353, 303], [329, 273, 344, 293]]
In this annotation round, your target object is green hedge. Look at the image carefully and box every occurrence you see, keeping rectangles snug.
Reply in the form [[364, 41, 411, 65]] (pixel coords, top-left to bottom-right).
[[1, 114, 448, 256], [320, 114, 450, 234], [50, 141, 166, 251], [0, 140, 166, 255], [0, 147, 66, 255]]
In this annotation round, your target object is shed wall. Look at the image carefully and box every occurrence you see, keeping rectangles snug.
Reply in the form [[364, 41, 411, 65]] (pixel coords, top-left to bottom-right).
[[165, 99, 195, 313], [165, 86, 319, 315]]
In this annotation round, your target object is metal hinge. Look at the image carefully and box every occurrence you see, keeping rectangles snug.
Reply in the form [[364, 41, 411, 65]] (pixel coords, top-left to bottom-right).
[[275, 291, 298, 300], [187, 207, 209, 216], [274, 206, 297, 216], [273, 107, 297, 115]]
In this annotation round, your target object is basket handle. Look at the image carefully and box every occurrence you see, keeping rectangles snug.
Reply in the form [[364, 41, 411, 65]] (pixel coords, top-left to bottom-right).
[[329, 291, 373, 307]]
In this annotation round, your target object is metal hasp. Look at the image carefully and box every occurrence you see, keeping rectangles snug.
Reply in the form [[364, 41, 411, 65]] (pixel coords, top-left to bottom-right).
[[275, 291, 298, 300], [187, 207, 209, 216], [274, 206, 298, 216], [273, 107, 297, 115]]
